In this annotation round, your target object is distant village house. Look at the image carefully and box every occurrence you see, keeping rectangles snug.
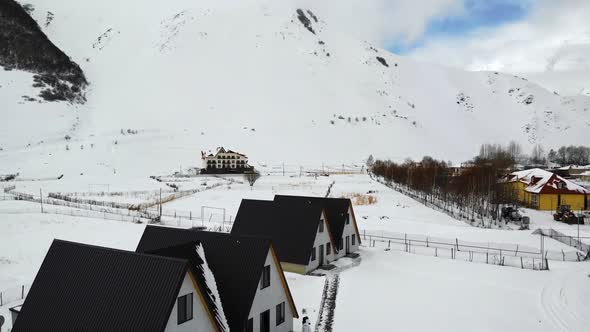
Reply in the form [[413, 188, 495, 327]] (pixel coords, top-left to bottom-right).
[[503, 168, 589, 211]]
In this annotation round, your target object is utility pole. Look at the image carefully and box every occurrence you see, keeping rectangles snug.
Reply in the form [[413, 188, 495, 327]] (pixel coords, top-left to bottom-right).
[[40, 188, 43, 213], [576, 209, 582, 250], [159, 188, 162, 218], [540, 230, 545, 270], [282, 163, 285, 176]]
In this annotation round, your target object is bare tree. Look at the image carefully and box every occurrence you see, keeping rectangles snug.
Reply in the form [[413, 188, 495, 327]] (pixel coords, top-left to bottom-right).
[[366, 154, 375, 167], [244, 171, 261, 190], [530, 144, 546, 165], [507, 141, 523, 162]]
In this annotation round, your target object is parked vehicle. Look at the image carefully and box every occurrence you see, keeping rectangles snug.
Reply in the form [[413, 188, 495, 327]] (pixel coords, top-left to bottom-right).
[[553, 205, 585, 225], [501, 206, 522, 221], [519, 216, 530, 230], [501, 206, 530, 229]]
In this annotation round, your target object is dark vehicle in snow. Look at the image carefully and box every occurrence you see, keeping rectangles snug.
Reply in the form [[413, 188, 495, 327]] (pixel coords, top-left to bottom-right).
[[553, 205, 585, 225], [501, 206, 522, 221]]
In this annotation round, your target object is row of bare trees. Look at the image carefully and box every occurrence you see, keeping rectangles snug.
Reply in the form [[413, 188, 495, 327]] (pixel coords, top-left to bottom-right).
[[548, 145, 590, 166], [371, 152, 519, 224]]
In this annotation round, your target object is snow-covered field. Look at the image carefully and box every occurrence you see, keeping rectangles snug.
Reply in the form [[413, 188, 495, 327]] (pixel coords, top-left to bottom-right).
[[1, 173, 589, 331]]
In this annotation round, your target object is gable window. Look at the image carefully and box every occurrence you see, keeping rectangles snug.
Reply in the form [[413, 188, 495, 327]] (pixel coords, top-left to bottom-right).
[[246, 318, 253, 332], [311, 247, 316, 261], [177, 293, 193, 324], [319, 220, 324, 233], [326, 242, 331, 255], [345, 214, 350, 225], [276, 302, 286, 326], [339, 238, 343, 250], [261, 265, 271, 289], [352, 234, 356, 246], [557, 182, 565, 189]]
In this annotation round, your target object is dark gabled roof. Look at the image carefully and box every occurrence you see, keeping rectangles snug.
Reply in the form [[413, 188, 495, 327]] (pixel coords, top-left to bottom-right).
[[275, 195, 353, 248], [136, 226, 271, 331], [232, 198, 324, 265], [13, 240, 189, 332]]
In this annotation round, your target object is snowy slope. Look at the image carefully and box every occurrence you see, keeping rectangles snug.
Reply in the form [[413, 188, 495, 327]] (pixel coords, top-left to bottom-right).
[[1, 0, 589, 179]]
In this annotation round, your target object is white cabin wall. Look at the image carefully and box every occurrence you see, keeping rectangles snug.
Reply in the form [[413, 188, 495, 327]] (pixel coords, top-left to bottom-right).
[[248, 250, 294, 332], [164, 273, 217, 332], [305, 214, 335, 273], [341, 205, 360, 254]]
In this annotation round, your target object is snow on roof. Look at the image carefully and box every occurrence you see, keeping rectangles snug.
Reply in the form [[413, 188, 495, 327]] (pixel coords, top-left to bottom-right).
[[558, 165, 590, 170], [202, 147, 247, 158], [195, 244, 230, 332], [507, 168, 552, 184], [509, 168, 590, 194], [580, 171, 590, 176]]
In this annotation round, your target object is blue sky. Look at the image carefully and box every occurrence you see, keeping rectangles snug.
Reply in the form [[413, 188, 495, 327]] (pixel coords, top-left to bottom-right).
[[389, 0, 535, 54]]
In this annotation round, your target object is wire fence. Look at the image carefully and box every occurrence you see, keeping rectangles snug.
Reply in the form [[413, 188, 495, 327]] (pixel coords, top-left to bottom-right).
[[0, 194, 15, 201], [156, 207, 233, 229], [533, 229, 590, 255], [0, 284, 30, 307], [372, 176, 512, 229], [41, 207, 148, 223], [361, 231, 586, 263], [361, 231, 569, 270]]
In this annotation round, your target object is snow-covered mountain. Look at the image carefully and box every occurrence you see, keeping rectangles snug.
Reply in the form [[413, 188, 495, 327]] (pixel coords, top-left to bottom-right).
[[1, 0, 589, 178]]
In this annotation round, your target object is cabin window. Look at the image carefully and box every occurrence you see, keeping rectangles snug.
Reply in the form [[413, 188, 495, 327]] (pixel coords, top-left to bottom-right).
[[261, 265, 271, 289], [352, 234, 356, 246], [339, 238, 343, 250], [311, 247, 316, 261], [557, 182, 565, 189], [319, 220, 324, 233], [245, 318, 254, 332], [326, 242, 331, 255], [276, 302, 286, 326], [345, 214, 350, 225], [177, 293, 193, 324]]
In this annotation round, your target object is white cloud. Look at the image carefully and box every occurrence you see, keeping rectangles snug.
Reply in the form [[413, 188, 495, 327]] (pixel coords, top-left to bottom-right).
[[405, 0, 590, 94], [293, 0, 464, 45]]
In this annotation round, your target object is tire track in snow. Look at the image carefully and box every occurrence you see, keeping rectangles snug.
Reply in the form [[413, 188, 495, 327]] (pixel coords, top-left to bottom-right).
[[540, 272, 587, 332]]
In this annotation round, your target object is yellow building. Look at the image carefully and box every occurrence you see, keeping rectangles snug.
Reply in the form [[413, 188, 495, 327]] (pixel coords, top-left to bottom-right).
[[504, 168, 589, 211]]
